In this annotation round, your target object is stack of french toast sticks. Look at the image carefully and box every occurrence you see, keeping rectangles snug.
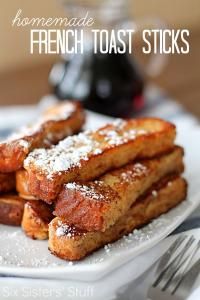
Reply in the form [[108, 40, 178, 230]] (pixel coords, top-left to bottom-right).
[[0, 100, 187, 261], [0, 101, 85, 226]]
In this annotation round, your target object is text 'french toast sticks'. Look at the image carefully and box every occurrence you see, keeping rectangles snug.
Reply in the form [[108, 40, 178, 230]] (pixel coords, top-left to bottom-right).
[[54, 146, 184, 231], [24, 118, 176, 202], [22, 201, 53, 240], [49, 176, 187, 261], [0, 172, 16, 194], [0, 101, 85, 173], [0, 194, 25, 226]]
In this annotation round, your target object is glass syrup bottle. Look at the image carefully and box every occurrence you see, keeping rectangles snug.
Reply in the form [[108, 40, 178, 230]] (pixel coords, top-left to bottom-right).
[[49, 0, 166, 117]]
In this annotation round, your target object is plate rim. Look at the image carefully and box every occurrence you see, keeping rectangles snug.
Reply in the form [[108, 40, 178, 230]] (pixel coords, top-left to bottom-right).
[[0, 189, 200, 281]]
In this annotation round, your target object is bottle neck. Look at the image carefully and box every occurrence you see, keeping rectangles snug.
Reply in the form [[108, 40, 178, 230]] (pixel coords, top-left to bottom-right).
[[62, 0, 131, 30], [61, 0, 132, 55]]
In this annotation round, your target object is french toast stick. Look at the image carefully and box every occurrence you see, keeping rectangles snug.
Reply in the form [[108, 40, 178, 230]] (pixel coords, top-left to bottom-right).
[[54, 146, 184, 231], [49, 176, 187, 261], [16, 169, 37, 200], [0, 101, 85, 173], [24, 118, 176, 203], [22, 201, 53, 240], [0, 172, 16, 194], [0, 194, 25, 226]]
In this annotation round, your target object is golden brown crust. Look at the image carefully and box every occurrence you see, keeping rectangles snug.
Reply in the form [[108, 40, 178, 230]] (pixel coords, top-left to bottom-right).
[[49, 176, 187, 261], [0, 101, 85, 173], [16, 169, 37, 200], [0, 194, 25, 226], [40, 101, 85, 144], [0, 172, 16, 194], [21, 201, 53, 240], [54, 146, 184, 231], [24, 118, 176, 203]]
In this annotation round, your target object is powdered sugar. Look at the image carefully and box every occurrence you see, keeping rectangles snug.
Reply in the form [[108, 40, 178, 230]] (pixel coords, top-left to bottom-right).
[[56, 220, 85, 238], [0, 102, 76, 145], [18, 139, 30, 149], [56, 225, 73, 238], [0, 132, 30, 150], [0, 199, 190, 269], [98, 127, 137, 146], [93, 148, 102, 155], [104, 244, 111, 253], [152, 190, 158, 197], [25, 132, 99, 174], [24, 119, 148, 176], [120, 163, 147, 182], [42, 102, 75, 122], [65, 182, 105, 201]]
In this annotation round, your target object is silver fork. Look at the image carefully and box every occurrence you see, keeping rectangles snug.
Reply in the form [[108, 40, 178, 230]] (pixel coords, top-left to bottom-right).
[[147, 235, 200, 300]]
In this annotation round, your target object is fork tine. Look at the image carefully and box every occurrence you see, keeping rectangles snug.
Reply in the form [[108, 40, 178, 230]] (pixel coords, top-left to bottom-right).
[[172, 240, 200, 294], [153, 236, 195, 287], [160, 236, 195, 289], [162, 241, 199, 292], [173, 256, 200, 299], [156, 235, 187, 274]]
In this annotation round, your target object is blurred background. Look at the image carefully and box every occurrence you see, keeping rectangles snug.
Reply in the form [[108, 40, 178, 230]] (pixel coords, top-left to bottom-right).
[[0, 0, 200, 117]]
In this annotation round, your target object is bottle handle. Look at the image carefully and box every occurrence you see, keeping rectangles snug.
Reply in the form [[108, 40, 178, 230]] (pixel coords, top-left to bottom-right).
[[131, 17, 169, 77]]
